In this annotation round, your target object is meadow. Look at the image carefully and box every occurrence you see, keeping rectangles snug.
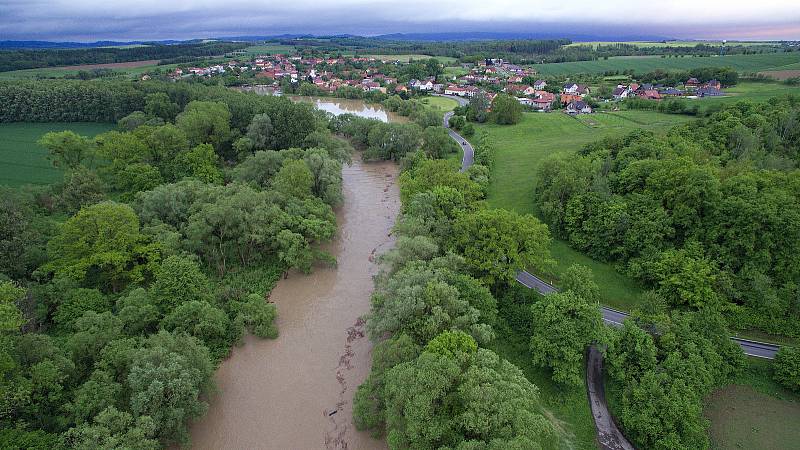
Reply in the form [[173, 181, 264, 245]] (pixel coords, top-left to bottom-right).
[[0, 122, 113, 186], [704, 358, 800, 450], [566, 40, 774, 48], [418, 95, 459, 112], [242, 44, 298, 55], [473, 110, 694, 310], [364, 54, 458, 64], [533, 52, 800, 76]]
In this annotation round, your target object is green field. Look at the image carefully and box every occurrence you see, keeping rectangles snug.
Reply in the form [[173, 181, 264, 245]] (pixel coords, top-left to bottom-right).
[[363, 54, 458, 64], [419, 96, 459, 112], [0, 62, 183, 80], [566, 40, 774, 49], [242, 44, 298, 55], [0, 122, 114, 186], [533, 52, 800, 76], [684, 81, 800, 112], [474, 110, 694, 309], [704, 358, 800, 450]]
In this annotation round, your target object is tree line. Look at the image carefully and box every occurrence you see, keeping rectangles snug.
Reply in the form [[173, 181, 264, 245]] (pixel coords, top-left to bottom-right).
[[534, 97, 800, 336], [0, 80, 349, 448], [0, 41, 247, 72]]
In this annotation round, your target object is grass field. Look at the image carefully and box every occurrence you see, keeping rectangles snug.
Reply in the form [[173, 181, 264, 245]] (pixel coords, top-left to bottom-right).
[[419, 96, 459, 112], [474, 110, 694, 309], [363, 54, 458, 64], [533, 52, 800, 76], [0, 122, 114, 186], [688, 81, 800, 111], [0, 61, 183, 80], [242, 44, 298, 55], [566, 40, 775, 49], [704, 358, 800, 450]]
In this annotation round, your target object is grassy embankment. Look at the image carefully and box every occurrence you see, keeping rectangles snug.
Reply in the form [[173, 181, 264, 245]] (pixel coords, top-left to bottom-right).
[[533, 52, 800, 76], [473, 110, 693, 310], [0, 122, 114, 186]]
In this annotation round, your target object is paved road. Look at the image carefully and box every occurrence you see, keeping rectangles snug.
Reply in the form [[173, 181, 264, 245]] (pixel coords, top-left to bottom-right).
[[434, 94, 474, 172], [586, 346, 636, 450], [515, 270, 780, 359]]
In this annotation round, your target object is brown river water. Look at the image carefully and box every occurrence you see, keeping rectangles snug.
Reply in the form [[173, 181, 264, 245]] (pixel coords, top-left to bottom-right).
[[189, 94, 398, 449]]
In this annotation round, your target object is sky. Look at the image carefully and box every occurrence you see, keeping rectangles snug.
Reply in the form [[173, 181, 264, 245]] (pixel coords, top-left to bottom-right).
[[1, 0, 799, 41]]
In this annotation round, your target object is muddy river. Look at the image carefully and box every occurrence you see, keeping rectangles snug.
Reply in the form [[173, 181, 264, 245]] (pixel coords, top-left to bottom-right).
[[189, 96, 398, 449]]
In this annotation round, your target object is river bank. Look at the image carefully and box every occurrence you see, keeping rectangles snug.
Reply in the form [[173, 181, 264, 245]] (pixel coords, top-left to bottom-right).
[[189, 155, 397, 449]]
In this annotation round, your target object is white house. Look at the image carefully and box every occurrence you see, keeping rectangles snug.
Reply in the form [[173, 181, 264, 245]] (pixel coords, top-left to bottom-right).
[[565, 101, 593, 115], [534, 80, 547, 90]]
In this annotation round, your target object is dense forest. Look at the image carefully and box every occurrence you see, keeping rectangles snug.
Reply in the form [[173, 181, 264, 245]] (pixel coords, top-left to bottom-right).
[[0, 41, 247, 72], [534, 97, 800, 335], [0, 80, 352, 447]]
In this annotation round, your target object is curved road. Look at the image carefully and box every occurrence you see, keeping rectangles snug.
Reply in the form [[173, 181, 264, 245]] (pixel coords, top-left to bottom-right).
[[515, 271, 780, 359], [435, 94, 474, 172]]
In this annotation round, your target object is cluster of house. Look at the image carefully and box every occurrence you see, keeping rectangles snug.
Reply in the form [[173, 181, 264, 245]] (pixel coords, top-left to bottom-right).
[[612, 78, 724, 100], [171, 54, 404, 94]]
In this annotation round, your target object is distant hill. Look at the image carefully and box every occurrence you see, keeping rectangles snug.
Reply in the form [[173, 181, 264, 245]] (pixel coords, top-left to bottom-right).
[[0, 40, 186, 49], [373, 32, 674, 42]]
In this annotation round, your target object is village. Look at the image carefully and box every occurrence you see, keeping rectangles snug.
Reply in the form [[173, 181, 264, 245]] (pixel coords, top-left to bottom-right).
[[165, 53, 729, 115]]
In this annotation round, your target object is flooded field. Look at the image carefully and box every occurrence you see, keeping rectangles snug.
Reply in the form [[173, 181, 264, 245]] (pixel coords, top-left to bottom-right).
[[189, 92, 399, 449]]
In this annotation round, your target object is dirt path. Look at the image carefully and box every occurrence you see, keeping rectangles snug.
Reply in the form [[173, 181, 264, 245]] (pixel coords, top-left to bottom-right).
[[188, 156, 397, 449]]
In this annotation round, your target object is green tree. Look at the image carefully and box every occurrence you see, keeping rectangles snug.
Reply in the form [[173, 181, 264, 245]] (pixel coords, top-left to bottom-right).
[[45, 202, 160, 293], [149, 255, 214, 313], [57, 166, 106, 214], [421, 126, 459, 159], [491, 93, 523, 125], [773, 346, 800, 392], [175, 101, 232, 154], [62, 406, 159, 450], [245, 113, 274, 151], [529, 291, 603, 386], [382, 347, 556, 449], [126, 331, 214, 445], [144, 92, 179, 122], [560, 263, 600, 304], [273, 159, 313, 199], [38, 131, 94, 169], [451, 208, 554, 286], [176, 143, 223, 184]]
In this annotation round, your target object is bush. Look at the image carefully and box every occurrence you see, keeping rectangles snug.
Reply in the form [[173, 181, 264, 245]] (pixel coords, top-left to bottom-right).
[[773, 346, 800, 392]]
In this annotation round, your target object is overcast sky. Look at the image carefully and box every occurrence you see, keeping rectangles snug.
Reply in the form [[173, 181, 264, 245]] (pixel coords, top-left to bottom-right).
[[1, 0, 799, 41]]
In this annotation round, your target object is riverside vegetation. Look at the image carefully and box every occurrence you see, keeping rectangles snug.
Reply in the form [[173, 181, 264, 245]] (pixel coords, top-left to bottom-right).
[[0, 79, 351, 448]]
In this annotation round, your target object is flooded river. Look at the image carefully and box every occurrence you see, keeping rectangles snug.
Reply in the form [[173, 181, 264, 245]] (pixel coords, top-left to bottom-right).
[[189, 94, 398, 449]]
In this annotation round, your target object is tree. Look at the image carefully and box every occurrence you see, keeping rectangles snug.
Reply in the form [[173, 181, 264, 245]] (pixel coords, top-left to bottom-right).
[[38, 131, 94, 169], [52, 288, 110, 329], [232, 150, 285, 189], [126, 331, 214, 445], [149, 255, 214, 313], [245, 113, 274, 151], [176, 143, 223, 184], [491, 94, 523, 125], [303, 148, 343, 206], [62, 406, 159, 450], [144, 92, 179, 122], [117, 111, 149, 131], [421, 126, 459, 159], [161, 300, 231, 360], [450, 208, 554, 286], [366, 258, 495, 346], [773, 346, 800, 392], [529, 291, 603, 386], [276, 229, 313, 275], [466, 92, 490, 123], [57, 166, 106, 214], [273, 159, 313, 199], [45, 202, 159, 293], [382, 346, 556, 449], [560, 263, 600, 304], [175, 101, 232, 154]]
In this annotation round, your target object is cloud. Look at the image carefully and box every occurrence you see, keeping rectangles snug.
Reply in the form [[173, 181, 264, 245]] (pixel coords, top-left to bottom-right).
[[1, 0, 798, 40]]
